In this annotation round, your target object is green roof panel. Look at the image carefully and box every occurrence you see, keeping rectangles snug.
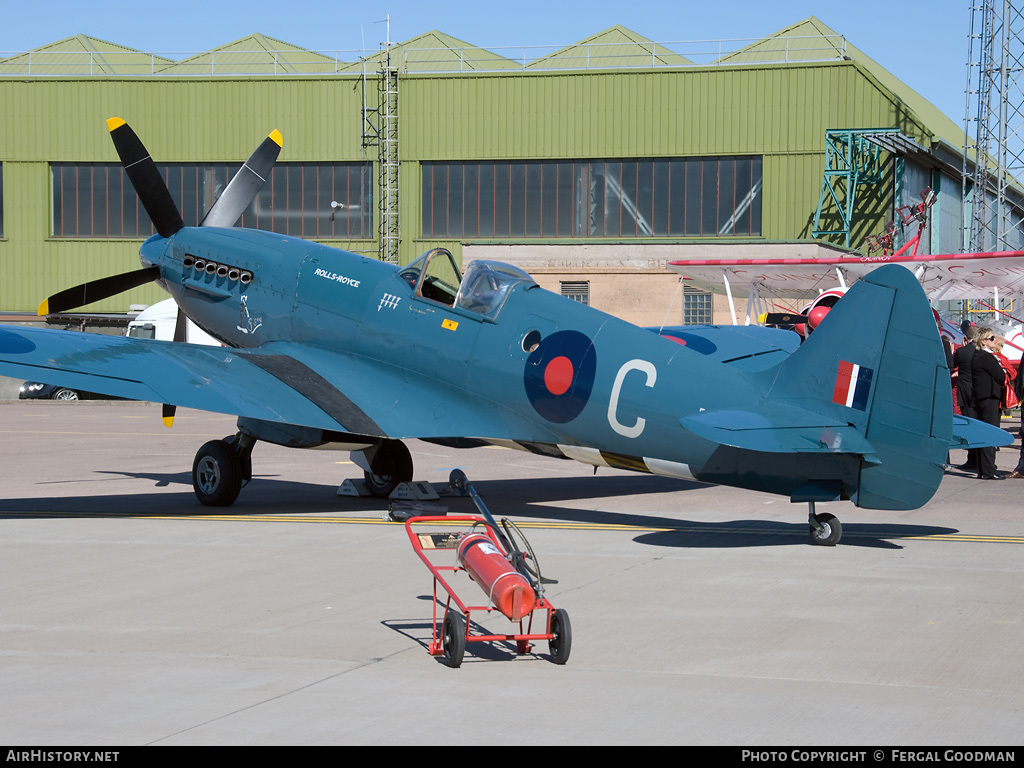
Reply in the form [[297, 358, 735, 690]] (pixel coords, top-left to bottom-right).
[[0, 35, 173, 75], [337, 30, 519, 73], [527, 25, 691, 69], [158, 33, 340, 75]]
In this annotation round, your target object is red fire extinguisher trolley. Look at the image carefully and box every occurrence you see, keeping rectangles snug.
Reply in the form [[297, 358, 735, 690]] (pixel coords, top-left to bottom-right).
[[404, 472, 571, 667]]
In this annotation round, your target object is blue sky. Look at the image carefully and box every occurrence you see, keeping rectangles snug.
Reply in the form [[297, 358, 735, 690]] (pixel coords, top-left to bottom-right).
[[0, 0, 975, 124]]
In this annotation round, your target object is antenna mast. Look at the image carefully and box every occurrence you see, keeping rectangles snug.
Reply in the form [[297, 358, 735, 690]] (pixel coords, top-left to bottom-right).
[[963, 0, 1024, 252]]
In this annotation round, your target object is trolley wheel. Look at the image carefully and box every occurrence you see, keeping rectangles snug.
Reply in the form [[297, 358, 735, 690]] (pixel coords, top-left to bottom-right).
[[548, 608, 571, 665], [442, 611, 466, 668]]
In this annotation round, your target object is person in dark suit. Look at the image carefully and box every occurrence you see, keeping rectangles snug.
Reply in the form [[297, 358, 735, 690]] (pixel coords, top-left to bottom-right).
[[952, 326, 979, 471], [971, 327, 1006, 479]]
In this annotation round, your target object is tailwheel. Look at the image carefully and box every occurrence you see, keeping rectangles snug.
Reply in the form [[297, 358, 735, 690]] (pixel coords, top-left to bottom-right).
[[192, 436, 252, 507], [363, 439, 413, 498], [808, 510, 842, 546]]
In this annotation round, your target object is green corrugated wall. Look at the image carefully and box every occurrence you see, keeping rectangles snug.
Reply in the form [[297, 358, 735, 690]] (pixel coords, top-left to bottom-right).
[[0, 59, 932, 311]]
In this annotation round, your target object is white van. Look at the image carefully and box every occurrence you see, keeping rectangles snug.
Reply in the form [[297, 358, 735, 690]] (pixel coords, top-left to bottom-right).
[[126, 299, 221, 346]]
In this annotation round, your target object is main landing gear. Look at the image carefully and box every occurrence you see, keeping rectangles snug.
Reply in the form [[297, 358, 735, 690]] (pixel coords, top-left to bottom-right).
[[192, 434, 255, 507], [807, 501, 842, 546], [361, 439, 414, 498], [189, 434, 414, 506]]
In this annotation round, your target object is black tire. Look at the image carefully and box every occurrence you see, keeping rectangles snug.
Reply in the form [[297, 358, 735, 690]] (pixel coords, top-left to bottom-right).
[[809, 512, 842, 546], [223, 435, 253, 482], [52, 388, 79, 401], [192, 440, 243, 507], [548, 608, 571, 665], [363, 440, 413, 497], [442, 611, 466, 668]]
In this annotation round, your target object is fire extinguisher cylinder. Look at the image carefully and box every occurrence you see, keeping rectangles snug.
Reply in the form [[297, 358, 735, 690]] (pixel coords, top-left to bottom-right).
[[456, 532, 536, 620]]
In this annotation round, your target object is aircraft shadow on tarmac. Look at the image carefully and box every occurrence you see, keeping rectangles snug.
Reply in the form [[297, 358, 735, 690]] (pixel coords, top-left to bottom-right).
[[0, 470, 956, 549], [441, 476, 955, 550]]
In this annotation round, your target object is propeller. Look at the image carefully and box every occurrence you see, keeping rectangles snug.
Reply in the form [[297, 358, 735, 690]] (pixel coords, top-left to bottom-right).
[[38, 118, 282, 425], [40, 119, 283, 318]]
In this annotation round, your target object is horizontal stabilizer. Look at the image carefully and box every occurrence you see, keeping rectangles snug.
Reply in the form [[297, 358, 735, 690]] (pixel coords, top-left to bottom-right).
[[950, 414, 1015, 449], [681, 405, 877, 457]]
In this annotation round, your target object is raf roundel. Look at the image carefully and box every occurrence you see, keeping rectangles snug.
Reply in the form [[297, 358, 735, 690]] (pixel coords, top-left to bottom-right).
[[523, 330, 597, 423]]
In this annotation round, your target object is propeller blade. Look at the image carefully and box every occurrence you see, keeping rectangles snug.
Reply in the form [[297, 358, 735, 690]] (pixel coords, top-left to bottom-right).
[[200, 129, 283, 228], [107, 117, 184, 238], [172, 305, 188, 343], [758, 312, 808, 326], [38, 266, 160, 316], [157, 305, 194, 426]]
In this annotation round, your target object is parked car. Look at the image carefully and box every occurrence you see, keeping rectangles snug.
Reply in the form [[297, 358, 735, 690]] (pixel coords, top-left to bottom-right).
[[19, 382, 84, 400]]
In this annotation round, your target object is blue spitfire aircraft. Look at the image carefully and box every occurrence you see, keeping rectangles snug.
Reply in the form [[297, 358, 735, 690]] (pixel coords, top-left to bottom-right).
[[0, 119, 1010, 545]]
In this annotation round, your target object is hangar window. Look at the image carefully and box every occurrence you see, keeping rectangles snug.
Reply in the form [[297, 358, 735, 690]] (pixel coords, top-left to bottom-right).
[[682, 287, 713, 325], [560, 281, 590, 305], [51, 162, 372, 239], [422, 157, 762, 239]]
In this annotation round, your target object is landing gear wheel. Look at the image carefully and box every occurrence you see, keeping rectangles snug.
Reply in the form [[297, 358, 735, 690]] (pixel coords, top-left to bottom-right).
[[52, 388, 79, 401], [363, 439, 413, 498], [192, 440, 243, 507], [442, 610, 466, 668], [809, 512, 842, 546], [548, 608, 571, 665], [223, 434, 254, 483]]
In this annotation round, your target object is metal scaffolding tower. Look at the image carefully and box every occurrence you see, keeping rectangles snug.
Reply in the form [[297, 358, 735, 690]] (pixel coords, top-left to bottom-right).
[[963, 0, 1024, 252], [361, 18, 401, 265], [811, 129, 894, 248]]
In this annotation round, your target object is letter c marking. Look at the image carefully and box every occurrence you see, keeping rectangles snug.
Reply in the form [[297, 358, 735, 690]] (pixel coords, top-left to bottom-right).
[[608, 359, 657, 438]]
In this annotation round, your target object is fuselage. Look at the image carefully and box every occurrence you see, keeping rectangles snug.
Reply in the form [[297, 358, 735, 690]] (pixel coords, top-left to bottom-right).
[[141, 226, 858, 498]]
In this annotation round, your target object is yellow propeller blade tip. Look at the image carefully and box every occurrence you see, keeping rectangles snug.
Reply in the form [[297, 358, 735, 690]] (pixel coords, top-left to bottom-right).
[[269, 129, 283, 147], [106, 117, 126, 132], [757, 313, 768, 323], [37, 299, 49, 317], [162, 414, 175, 428]]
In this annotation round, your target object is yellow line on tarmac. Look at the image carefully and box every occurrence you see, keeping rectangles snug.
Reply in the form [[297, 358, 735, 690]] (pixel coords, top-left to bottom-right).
[[40, 512, 1024, 543], [4, 511, 1024, 543], [900, 533, 1024, 543]]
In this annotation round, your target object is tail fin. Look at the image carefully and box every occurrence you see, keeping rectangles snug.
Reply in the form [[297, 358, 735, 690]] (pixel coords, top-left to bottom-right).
[[678, 263, 1012, 509], [766, 263, 953, 509]]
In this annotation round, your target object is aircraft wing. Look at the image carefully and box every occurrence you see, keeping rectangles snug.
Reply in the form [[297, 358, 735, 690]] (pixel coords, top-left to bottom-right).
[[668, 250, 1024, 301], [0, 325, 562, 443], [0, 325, 364, 432]]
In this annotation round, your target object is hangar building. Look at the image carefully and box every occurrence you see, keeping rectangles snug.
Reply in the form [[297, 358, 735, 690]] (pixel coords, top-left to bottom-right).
[[0, 17, 998, 326]]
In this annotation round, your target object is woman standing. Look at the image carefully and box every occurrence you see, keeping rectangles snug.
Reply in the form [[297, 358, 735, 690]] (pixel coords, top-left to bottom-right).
[[971, 326, 1007, 479]]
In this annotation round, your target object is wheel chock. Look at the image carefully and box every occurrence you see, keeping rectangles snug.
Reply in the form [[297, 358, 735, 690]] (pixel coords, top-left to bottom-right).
[[337, 478, 371, 497], [389, 481, 440, 501]]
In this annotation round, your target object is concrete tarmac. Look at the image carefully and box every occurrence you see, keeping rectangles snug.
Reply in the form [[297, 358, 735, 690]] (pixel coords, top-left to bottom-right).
[[0, 400, 1021, 746]]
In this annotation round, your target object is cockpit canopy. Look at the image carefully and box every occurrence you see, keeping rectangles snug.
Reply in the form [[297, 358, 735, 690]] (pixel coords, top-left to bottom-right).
[[399, 249, 536, 319]]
